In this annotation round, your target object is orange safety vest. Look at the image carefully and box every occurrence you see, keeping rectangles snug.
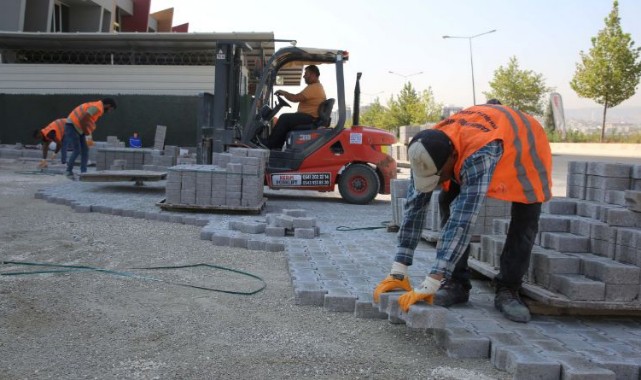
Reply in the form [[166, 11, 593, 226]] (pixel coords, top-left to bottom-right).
[[67, 101, 104, 135], [41, 118, 66, 143], [435, 105, 552, 204]]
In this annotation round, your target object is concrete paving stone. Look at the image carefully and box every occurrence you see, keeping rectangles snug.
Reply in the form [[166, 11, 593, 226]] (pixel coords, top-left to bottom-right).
[[246, 240, 266, 251], [604, 343, 641, 356], [324, 291, 357, 312], [487, 332, 528, 370], [293, 284, 327, 306], [533, 249, 581, 274], [292, 217, 316, 228], [587, 162, 632, 178], [540, 215, 572, 233], [434, 327, 491, 359], [552, 353, 616, 379], [606, 207, 641, 227], [265, 226, 286, 237], [580, 254, 641, 284], [540, 232, 589, 253], [121, 209, 136, 218], [511, 327, 552, 340], [398, 303, 448, 329], [211, 233, 231, 246], [530, 338, 572, 354], [605, 190, 627, 206], [282, 209, 307, 217], [467, 319, 511, 334], [550, 274, 606, 301], [614, 245, 640, 267], [354, 296, 388, 319], [578, 330, 616, 344], [500, 345, 562, 379], [72, 203, 92, 213], [542, 198, 578, 215], [229, 235, 248, 249], [575, 200, 602, 219], [567, 185, 586, 199], [294, 228, 316, 239], [384, 293, 406, 325], [200, 229, 214, 240], [586, 353, 641, 380]]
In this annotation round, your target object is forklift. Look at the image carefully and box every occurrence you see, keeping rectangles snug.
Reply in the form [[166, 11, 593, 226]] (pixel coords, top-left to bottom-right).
[[198, 43, 397, 204]]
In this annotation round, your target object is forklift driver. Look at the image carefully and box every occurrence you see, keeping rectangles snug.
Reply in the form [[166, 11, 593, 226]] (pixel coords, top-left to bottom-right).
[[259, 65, 326, 149]]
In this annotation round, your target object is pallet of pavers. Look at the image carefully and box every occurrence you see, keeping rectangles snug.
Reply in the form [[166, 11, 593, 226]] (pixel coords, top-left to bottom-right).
[[159, 148, 269, 214], [467, 161, 641, 314], [79, 170, 167, 186]]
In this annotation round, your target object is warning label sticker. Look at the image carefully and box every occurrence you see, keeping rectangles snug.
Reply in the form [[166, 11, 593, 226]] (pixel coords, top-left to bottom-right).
[[350, 133, 363, 144], [271, 172, 331, 187]]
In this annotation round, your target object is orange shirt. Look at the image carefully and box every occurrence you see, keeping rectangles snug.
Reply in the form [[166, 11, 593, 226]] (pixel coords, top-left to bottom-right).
[[297, 83, 326, 118]]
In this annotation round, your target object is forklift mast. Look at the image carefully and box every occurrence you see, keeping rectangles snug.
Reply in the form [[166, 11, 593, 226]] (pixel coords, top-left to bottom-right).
[[197, 41, 245, 164]]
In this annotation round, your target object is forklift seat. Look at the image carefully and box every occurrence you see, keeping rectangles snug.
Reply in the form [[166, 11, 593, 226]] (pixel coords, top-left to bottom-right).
[[314, 98, 335, 129]]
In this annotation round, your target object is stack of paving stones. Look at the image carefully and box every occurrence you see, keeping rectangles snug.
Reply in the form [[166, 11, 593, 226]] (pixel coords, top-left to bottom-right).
[[33, 177, 641, 378], [106, 135, 125, 147], [164, 147, 268, 209], [95, 145, 181, 171], [389, 124, 437, 163], [0, 143, 42, 159], [473, 161, 641, 311], [198, 208, 320, 252]]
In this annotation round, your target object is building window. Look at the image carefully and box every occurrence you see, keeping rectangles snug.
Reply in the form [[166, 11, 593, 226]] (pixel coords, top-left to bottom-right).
[[51, 2, 69, 32]]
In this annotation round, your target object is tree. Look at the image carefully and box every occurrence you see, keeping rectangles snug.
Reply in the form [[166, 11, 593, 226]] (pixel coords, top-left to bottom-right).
[[360, 98, 392, 130], [483, 56, 551, 116], [570, 0, 641, 142], [360, 83, 443, 134]]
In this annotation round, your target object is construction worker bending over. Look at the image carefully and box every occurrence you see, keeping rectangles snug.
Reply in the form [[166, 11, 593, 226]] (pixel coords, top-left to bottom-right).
[[260, 65, 326, 150], [64, 98, 117, 178], [129, 132, 142, 148], [33, 118, 66, 169], [374, 102, 552, 323]]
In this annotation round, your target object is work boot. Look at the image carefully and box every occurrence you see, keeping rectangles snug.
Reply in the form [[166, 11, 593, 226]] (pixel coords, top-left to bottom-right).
[[434, 280, 470, 307], [494, 287, 531, 323]]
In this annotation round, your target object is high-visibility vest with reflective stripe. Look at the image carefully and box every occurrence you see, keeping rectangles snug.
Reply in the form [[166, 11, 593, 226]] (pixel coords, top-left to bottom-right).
[[41, 118, 66, 143], [435, 105, 553, 204], [67, 101, 104, 134]]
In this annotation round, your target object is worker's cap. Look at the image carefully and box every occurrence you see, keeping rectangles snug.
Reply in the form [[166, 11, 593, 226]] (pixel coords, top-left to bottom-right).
[[407, 129, 453, 193]]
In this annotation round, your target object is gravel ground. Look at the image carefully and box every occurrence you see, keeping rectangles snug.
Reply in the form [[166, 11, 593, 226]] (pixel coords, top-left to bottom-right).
[[0, 159, 509, 380]]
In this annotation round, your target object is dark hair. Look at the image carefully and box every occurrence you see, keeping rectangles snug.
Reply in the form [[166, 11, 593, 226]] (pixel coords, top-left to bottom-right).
[[486, 98, 502, 105], [306, 65, 320, 77], [102, 97, 117, 109], [32, 129, 42, 139]]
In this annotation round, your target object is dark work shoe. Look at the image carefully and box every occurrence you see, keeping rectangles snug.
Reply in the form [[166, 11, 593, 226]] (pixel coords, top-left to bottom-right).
[[434, 280, 470, 307], [494, 288, 531, 323]]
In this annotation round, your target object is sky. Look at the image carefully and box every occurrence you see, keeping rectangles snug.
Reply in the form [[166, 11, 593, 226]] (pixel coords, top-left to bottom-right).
[[150, 0, 641, 111]]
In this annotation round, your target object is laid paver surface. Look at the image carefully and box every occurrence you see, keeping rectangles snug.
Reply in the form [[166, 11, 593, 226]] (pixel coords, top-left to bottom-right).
[[37, 179, 641, 379]]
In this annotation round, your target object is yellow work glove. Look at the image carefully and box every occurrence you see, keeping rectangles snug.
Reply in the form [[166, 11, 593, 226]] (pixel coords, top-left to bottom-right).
[[37, 159, 48, 169], [398, 277, 441, 312], [373, 274, 412, 303]]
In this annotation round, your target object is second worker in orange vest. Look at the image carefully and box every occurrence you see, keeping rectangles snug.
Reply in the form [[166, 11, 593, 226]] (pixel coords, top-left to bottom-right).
[[64, 98, 117, 178], [374, 102, 552, 323], [33, 118, 66, 169]]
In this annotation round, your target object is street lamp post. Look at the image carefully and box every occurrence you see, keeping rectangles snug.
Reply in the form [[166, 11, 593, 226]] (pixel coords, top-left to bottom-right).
[[442, 29, 496, 105]]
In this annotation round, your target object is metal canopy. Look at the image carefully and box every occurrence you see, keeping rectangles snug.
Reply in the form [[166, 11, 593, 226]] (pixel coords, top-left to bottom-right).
[[0, 31, 304, 86]]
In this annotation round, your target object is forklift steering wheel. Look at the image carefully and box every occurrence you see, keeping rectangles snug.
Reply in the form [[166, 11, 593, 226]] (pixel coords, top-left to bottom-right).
[[275, 93, 291, 109]]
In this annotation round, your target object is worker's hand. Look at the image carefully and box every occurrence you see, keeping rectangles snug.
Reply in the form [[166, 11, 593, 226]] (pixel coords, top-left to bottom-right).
[[398, 290, 434, 312], [373, 274, 412, 303], [397, 277, 441, 312], [37, 159, 48, 169]]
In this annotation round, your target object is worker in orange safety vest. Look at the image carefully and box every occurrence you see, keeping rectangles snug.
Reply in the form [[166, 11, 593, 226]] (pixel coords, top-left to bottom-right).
[[374, 101, 553, 323], [64, 98, 117, 178], [33, 118, 66, 169]]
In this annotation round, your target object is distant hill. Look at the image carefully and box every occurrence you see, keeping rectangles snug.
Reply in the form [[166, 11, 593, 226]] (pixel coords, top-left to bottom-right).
[[565, 106, 641, 123]]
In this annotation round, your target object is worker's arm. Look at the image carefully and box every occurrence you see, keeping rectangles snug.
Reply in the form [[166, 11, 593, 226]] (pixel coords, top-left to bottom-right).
[[275, 88, 307, 103], [429, 141, 503, 277]]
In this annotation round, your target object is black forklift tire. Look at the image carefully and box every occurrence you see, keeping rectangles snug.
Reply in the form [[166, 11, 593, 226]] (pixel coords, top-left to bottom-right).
[[338, 164, 380, 205]]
